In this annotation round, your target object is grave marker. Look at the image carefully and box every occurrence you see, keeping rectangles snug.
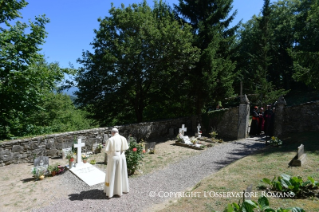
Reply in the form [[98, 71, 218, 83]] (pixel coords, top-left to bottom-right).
[[74, 139, 85, 165], [289, 144, 306, 166], [179, 124, 187, 136], [34, 156, 49, 168], [197, 124, 202, 138]]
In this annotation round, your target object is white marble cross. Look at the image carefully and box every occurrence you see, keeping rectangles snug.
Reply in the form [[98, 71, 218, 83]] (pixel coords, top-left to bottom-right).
[[74, 139, 85, 165], [197, 124, 202, 137], [197, 124, 201, 133], [179, 124, 187, 136]]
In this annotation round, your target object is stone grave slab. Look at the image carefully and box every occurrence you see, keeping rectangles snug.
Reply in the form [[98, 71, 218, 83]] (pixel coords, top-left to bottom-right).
[[289, 144, 306, 166], [175, 135, 205, 150], [69, 163, 106, 186]]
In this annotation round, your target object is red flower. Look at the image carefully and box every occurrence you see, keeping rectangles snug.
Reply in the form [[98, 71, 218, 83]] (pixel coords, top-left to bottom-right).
[[143, 149, 146, 153], [132, 148, 137, 152], [200, 131, 202, 133]]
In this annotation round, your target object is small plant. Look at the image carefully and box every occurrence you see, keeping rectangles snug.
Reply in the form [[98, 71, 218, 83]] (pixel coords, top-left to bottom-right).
[[31, 167, 46, 180], [221, 196, 305, 212], [90, 159, 96, 165], [97, 143, 103, 150], [82, 154, 88, 160], [176, 133, 183, 142], [218, 139, 223, 143], [209, 130, 218, 138], [125, 141, 144, 175], [66, 151, 75, 161], [191, 138, 197, 145], [262, 174, 319, 198], [269, 136, 283, 146]]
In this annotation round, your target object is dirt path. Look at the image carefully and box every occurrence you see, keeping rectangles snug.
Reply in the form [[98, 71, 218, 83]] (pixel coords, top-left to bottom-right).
[[33, 138, 264, 212], [0, 138, 210, 212]]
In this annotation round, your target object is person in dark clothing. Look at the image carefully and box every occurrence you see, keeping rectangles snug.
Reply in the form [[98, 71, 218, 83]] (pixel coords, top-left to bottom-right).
[[258, 107, 265, 134], [264, 105, 274, 136], [250, 106, 259, 136]]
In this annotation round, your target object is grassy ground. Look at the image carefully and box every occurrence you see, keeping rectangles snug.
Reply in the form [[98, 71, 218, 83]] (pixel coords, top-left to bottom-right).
[[158, 132, 319, 212]]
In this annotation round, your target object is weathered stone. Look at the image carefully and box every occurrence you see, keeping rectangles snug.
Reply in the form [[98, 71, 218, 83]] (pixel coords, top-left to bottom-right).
[[0, 149, 13, 162], [47, 149, 59, 157], [289, 144, 307, 166], [12, 145, 24, 152], [32, 148, 46, 156], [237, 100, 250, 139]]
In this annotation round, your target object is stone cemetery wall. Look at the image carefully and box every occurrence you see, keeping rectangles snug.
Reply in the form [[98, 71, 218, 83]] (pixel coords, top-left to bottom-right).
[[204, 107, 239, 139], [0, 117, 192, 166], [281, 101, 319, 135]]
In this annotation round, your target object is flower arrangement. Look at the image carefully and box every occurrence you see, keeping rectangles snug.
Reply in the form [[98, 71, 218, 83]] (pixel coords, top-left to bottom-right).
[[269, 136, 283, 146], [82, 154, 88, 160], [125, 141, 144, 176], [66, 151, 75, 161], [97, 143, 103, 150], [191, 138, 197, 145], [31, 166, 46, 180]]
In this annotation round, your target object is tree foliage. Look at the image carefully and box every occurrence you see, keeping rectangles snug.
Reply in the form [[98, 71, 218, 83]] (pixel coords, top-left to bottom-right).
[[76, 0, 200, 125], [174, 0, 239, 113], [290, 0, 319, 89], [0, 0, 84, 139]]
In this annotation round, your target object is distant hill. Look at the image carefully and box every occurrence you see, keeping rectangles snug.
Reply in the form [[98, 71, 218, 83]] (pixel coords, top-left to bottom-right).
[[63, 87, 78, 96]]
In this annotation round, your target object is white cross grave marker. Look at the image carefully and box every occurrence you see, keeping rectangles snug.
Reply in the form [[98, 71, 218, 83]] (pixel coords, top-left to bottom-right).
[[179, 124, 187, 136], [197, 124, 202, 138], [74, 139, 85, 165]]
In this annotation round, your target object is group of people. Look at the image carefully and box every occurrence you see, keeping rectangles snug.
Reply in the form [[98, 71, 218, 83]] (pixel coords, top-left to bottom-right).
[[250, 105, 275, 136]]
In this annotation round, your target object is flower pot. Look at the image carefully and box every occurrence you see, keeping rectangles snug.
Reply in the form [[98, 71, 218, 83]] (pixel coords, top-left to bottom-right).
[[83, 159, 87, 163], [69, 158, 74, 162], [69, 161, 73, 169], [51, 171, 56, 176], [39, 175, 45, 180]]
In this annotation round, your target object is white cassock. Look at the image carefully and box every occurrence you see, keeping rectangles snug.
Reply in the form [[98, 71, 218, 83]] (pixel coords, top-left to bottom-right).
[[104, 133, 129, 198]]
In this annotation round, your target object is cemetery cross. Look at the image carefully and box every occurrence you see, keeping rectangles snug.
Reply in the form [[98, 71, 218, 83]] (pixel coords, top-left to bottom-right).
[[74, 139, 85, 164]]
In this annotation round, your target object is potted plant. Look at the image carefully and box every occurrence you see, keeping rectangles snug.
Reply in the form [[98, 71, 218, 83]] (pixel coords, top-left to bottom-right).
[[66, 151, 75, 168], [47, 165, 55, 176], [31, 167, 46, 180], [96, 143, 103, 153], [82, 154, 88, 163]]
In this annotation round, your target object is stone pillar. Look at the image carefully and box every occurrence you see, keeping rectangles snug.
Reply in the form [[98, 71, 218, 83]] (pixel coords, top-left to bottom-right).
[[237, 95, 250, 139], [274, 96, 287, 137]]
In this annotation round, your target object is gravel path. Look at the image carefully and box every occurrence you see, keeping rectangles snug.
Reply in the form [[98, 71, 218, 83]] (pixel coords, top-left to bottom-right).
[[34, 138, 264, 212]]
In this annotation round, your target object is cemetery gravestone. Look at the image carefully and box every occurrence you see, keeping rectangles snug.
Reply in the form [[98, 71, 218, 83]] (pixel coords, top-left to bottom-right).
[[197, 124, 202, 138], [289, 144, 306, 166], [179, 124, 187, 136], [169, 128, 174, 136], [74, 139, 85, 165], [34, 156, 49, 169]]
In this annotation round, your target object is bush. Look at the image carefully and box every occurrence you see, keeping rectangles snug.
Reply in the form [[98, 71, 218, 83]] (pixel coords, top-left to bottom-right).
[[125, 141, 144, 175]]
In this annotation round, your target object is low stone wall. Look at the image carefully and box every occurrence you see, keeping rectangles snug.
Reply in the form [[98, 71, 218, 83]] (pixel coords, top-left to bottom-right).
[[282, 101, 319, 134], [0, 117, 192, 166], [203, 107, 239, 139]]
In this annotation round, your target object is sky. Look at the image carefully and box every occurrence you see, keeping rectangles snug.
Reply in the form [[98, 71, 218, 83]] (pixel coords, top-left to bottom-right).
[[15, 0, 271, 69]]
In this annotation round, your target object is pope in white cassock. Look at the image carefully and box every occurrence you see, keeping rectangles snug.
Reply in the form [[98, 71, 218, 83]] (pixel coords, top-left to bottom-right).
[[104, 128, 129, 198]]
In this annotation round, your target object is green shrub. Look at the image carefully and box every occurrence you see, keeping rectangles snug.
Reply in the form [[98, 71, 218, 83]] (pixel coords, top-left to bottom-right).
[[125, 141, 144, 175]]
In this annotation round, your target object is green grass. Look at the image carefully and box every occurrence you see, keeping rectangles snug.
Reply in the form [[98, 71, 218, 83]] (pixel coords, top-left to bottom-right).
[[160, 131, 319, 212]]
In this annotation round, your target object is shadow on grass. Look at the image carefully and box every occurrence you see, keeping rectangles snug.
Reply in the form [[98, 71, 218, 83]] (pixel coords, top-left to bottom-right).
[[211, 132, 319, 170], [260, 131, 319, 156], [68, 189, 125, 201]]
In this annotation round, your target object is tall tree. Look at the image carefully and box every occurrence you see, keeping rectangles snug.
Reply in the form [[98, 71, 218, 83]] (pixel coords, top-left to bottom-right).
[[174, 0, 239, 114], [76, 0, 199, 125], [291, 0, 319, 89], [237, 0, 290, 105]]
